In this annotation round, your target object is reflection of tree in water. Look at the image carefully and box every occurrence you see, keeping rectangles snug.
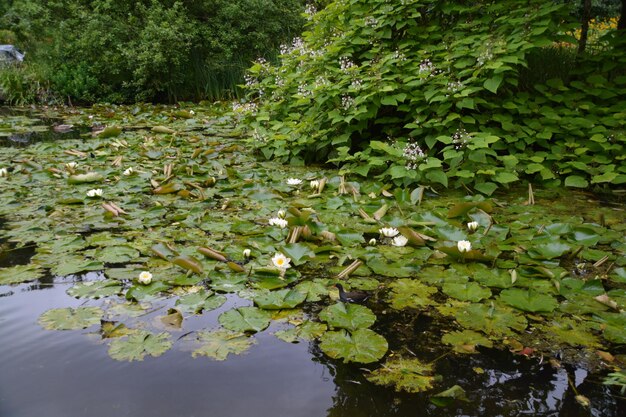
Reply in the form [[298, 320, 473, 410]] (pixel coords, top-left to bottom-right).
[[307, 308, 624, 417]]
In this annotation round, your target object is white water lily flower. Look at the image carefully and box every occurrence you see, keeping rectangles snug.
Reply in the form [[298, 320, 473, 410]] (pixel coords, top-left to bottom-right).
[[368, 238, 377, 246], [268, 217, 288, 228], [123, 167, 134, 176], [86, 189, 103, 198], [286, 178, 302, 185], [277, 209, 286, 219], [138, 271, 152, 285], [243, 249, 251, 258], [271, 253, 291, 269], [467, 221, 479, 231], [392, 235, 409, 247], [379, 227, 400, 238], [310, 179, 320, 190], [457, 240, 472, 253], [0, 168, 8, 177], [189, 110, 195, 115], [65, 162, 78, 170]]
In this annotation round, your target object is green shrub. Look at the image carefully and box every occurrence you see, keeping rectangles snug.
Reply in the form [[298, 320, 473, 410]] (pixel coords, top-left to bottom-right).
[[243, 0, 626, 193]]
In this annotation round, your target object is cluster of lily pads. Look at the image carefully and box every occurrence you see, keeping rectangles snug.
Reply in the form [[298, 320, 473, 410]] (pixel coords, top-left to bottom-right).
[[0, 104, 625, 394]]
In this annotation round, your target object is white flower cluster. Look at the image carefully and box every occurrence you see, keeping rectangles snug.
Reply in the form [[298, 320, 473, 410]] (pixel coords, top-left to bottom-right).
[[419, 59, 435, 75], [297, 83, 312, 98], [341, 95, 354, 110], [252, 129, 266, 143], [365, 17, 378, 27], [447, 80, 464, 93], [350, 79, 363, 90], [268, 217, 288, 229], [393, 50, 406, 62], [232, 101, 258, 116], [339, 57, 356, 72], [280, 37, 305, 55], [403, 142, 426, 169], [304, 4, 317, 18], [451, 128, 471, 150], [477, 50, 494, 66]]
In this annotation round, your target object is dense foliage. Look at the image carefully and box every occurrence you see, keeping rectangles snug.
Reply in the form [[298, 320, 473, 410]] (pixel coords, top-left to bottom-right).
[[244, 0, 626, 194], [0, 0, 305, 103]]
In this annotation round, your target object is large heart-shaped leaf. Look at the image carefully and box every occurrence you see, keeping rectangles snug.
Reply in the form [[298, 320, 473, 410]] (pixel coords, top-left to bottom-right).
[[442, 282, 491, 302], [319, 302, 376, 331], [499, 288, 558, 313], [319, 329, 387, 363], [39, 307, 104, 330], [191, 330, 256, 360], [254, 288, 307, 310], [219, 306, 272, 333], [108, 330, 172, 361]]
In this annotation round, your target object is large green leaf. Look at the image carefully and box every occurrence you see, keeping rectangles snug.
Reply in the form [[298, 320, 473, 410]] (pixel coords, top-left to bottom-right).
[[67, 280, 122, 299], [191, 330, 256, 360], [456, 303, 527, 336], [319, 329, 387, 363], [319, 302, 376, 331], [499, 288, 558, 313], [175, 290, 226, 314], [50, 255, 104, 276], [366, 357, 435, 393], [0, 264, 44, 285], [387, 279, 437, 309], [442, 330, 493, 353], [219, 306, 272, 332], [254, 288, 307, 310], [39, 307, 104, 330], [442, 282, 491, 302], [275, 321, 327, 343], [281, 243, 315, 265], [108, 331, 172, 361], [527, 242, 571, 260]]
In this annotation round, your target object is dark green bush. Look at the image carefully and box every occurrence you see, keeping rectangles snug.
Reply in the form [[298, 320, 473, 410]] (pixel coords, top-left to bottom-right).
[[243, 0, 626, 193]]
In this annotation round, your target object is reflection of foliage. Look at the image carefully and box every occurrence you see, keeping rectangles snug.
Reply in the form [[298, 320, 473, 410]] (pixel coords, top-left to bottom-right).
[[366, 357, 436, 393], [603, 370, 626, 395]]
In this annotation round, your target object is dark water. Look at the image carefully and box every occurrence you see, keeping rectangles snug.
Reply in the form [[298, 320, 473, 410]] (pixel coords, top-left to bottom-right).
[[1, 268, 623, 417]]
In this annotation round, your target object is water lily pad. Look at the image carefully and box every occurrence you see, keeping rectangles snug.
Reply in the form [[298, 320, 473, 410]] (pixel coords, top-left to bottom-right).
[[67, 280, 122, 299], [319, 302, 376, 331], [254, 288, 307, 310], [0, 264, 44, 285], [366, 357, 435, 392], [51, 255, 104, 276], [442, 330, 493, 353], [431, 385, 469, 406], [175, 290, 226, 314], [95, 245, 141, 264], [125, 280, 171, 301], [191, 330, 256, 360], [219, 306, 272, 333], [456, 303, 527, 336], [101, 321, 135, 338], [527, 242, 571, 260], [320, 328, 387, 363], [442, 282, 491, 302], [499, 288, 559, 313], [108, 330, 172, 361], [281, 243, 315, 265], [275, 321, 327, 343], [294, 279, 330, 302], [39, 307, 104, 330], [388, 279, 437, 309]]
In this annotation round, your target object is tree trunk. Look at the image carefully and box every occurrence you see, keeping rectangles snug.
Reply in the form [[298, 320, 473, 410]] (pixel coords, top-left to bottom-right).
[[578, 0, 592, 55]]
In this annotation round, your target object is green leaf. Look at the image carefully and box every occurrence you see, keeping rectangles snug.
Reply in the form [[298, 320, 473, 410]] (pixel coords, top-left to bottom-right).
[[108, 331, 172, 361], [51, 256, 104, 276], [175, 290, 226, 314], [474, 182, 497, 195], [294, 279, 330, 302], [275, 321, 327, 343], [527, 242, 571, 260], [191, 330, 256, 360], [456, 303, 527, 336], [499, 288, 558, 313], [319, 302, 376, 331], [319, 329, 387, 363], [67, 280, 122, 299], [0, 264, 44, 285], [366, 357, 435, 393], [254, 288, 307, 310], [281, 243, 315, 265], [442, 330, 493, 353], [219, 306, 272, 333], [39, 307, 104, 330], [564, 175, 588, 188], [442, 282, 491, 302], [388, 279, 437, 309], [484, 75, 503, 94]]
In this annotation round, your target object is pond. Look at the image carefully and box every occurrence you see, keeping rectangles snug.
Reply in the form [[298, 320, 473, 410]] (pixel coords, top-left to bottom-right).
[[0, 104, 625, 417]]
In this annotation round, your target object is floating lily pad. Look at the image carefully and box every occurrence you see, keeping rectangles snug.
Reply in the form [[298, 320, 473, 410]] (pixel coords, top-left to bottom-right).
[[294, 279, 330, 302], [219, 306, 272, 333], [192, 330, 256, 360], [442, 282, 491, 302], [499, 288, 559, 313], [319, 302, 376, 331], [442, 330, 493, 353], [275, 321, 327, 343], [320, 328, 387, 363], [101, 321, 135, 338], [175, 290, 226, 314], [366, 357, 435, 393], [527, 242, 571, 260], [67, 280, 122, 299], [125, 280, 171, 301], [0, 264, 44, 285], [254, 288, 307, 310], [456, 303, 527, 336], [39, 307, 104, 330], [108, 330, 172, 361], [51, 255, 104, 276], [281, 243, 315, 265], [95, 245, 141, 264], [388, 279, 437, 309]]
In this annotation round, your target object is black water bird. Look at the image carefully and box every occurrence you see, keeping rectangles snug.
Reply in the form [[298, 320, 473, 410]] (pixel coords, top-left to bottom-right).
[[334, 284, 370, 303]]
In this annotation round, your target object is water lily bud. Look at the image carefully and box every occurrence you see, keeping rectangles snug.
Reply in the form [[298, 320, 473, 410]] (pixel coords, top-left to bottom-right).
[[0, 168, 8, 177], [243, 249, 251, 258], [138, 271, 152, 285], [286, 178, 302, 185], [277, 209, 286, 219], [467, 221, 479, 232], [368, 238, 377, 246], [86, 188, 103, 198], [123, 167, 134, 176], [457, 240, 472, 253], [310, 179, 320, 190], [65, 162, 78, 170], [379, 227, 399, 238], [189, 110, 195, 115]]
